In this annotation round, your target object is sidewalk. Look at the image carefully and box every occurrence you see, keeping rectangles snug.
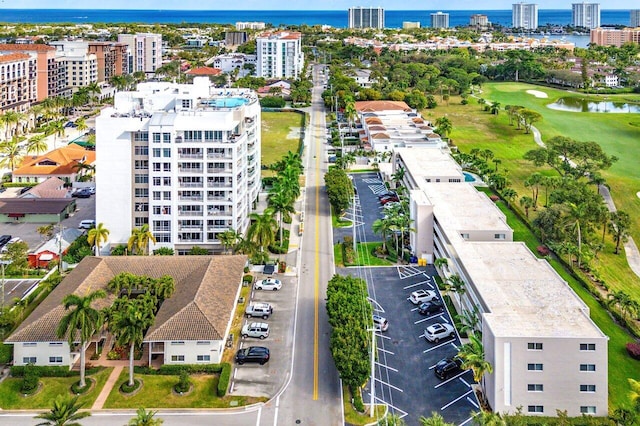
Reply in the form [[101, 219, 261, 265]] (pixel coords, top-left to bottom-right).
[[91, 365, 123, 410]]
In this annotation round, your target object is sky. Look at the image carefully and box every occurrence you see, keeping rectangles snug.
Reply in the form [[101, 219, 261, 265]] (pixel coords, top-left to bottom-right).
[[1, 1, 638, 10]]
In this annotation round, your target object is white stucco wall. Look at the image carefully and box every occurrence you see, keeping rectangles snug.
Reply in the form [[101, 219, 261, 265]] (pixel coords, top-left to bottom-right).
[[12, 341, 73, 367], [163, 340, 224, 364]]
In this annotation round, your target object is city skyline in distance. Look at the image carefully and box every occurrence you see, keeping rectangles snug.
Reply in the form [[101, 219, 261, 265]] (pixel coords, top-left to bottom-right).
[[2, 1, 639, 11]]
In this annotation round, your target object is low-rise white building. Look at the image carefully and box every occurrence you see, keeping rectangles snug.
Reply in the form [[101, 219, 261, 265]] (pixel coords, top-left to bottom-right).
[[95, 77, 261, 254], [212, 53, 256, 76]]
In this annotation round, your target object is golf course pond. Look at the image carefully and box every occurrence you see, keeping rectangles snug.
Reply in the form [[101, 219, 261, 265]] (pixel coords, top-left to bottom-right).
[[547, 97, 640, 113]]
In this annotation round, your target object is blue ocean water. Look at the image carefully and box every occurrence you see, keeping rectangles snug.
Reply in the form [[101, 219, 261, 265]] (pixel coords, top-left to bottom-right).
[[0, 9, 634, 28]]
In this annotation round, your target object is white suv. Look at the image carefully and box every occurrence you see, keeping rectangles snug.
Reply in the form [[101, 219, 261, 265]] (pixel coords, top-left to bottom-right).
[[241, 322, 270, 339], [409, 289, 437, 305], [424, 323, 455, 343]]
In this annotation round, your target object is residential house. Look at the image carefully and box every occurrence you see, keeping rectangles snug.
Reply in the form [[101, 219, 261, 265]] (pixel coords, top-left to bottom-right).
[[12, 143, 96, 185], [27, 227, 84, 268], [20, 177, 70, 199], [0, 198, 76, 224]]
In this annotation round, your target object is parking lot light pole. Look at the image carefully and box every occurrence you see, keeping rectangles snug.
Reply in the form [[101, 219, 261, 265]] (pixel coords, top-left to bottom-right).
[[369, 326, 376, 418]]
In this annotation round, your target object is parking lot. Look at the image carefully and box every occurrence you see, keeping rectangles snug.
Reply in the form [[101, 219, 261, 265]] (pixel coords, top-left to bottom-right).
[[1, 278, 40, 306], [0, 194, 95, 253], [336, 172, 478, 425], [230, 273, 296, 397]]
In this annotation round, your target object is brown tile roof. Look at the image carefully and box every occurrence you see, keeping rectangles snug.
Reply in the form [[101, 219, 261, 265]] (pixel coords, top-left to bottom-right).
[[0, 44, 55, 52], [355, 100, 412, 113], [186, 66, 222, 76], [6, 255, 247, 344], [0, 198, 74, 215], [13, 143, 95, 177], [22, 177, 68, 199], [0, 53, 31, 63]]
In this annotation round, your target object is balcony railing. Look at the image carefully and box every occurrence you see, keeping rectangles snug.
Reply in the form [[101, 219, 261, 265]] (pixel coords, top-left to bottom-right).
[[179, 225, 204, 231], [178, 196, 203, 201], [179, 182, 203, 188], [207, 153, 233, 159], [178, 211, 204, 216], [179, 167, 203, 174], [207, 182, 232, 188], [207, 167, 232, 174], [207, 196, 231, 201], [178, 153, 203, 159], [208, 210, 232, 216]]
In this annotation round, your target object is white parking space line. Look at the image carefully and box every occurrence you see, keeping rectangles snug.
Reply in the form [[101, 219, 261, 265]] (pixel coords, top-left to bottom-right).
[[373, 377, 404, 393], [434, 371, 470, 389], [414, 313, 442, 324], [423, 340, 456, 353], [441, 389, 473, 411], [378, 347, 394, 355], [467, 397, 479, 409], [363, 393, 408, 418], [397, 266, 427, 280], [375, 361, 398, 372], [460, 377, 472, 388], [450, 342, 459, 350], [363, 178, 383, 184], [377, 333, 391, 340], [440, 315, 449, 323], [403, 282, 424, 290], [410, 305, 418, 311], [459, 417, 474, 426]]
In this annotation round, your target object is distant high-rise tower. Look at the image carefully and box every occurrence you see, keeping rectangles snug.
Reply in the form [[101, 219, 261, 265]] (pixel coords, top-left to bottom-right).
[[631, 10, 640, 27], [470, 14, 490, 28], [348, 7, 385, 29], [430, 12, 450, 29], [572, 3, 600, 29], [512, 3, 538, 30]]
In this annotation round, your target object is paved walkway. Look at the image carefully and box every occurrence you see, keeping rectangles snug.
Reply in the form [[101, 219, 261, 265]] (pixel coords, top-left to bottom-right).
[[91, 364, 123, 410]]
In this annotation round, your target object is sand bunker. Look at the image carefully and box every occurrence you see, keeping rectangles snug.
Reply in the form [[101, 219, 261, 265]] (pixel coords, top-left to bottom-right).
[[526, 90, 549, 99], [637, 191, 640, 199]]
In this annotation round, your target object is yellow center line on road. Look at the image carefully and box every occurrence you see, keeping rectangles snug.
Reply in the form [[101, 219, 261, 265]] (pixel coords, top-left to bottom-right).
[[313, 104, 321, 401]]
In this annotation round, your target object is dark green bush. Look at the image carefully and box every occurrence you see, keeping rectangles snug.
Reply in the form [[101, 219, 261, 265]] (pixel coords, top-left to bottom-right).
[[242, 274, 253, 283], [11, 365, 100, 377], [134, 364, 223, 375], [217, 363, 231, 397], [120, 379, 141, 393], [71, 379, 92, 394], [174, 370, 191, 393], [20, 366, 39, 394], [0, 343, 13, 364], [351, 386, 365, 412]]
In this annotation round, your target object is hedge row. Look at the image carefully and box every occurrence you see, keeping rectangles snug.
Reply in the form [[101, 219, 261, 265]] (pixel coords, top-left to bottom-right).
[[0, 344, 13, 364], [217, 363, 231, 397], [11, 365, 101, 377], [2, 182, 38, 188], [133, 364, 223, 375]]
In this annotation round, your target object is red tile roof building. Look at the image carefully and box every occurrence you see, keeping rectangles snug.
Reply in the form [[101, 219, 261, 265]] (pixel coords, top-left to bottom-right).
[[0, 44, 59, 101], [0, 52, 37, 112]]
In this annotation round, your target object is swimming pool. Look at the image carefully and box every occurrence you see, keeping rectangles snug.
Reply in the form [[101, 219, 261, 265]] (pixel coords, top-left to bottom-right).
[[463, 172, 476, 182], [208, 98, 248, 108]]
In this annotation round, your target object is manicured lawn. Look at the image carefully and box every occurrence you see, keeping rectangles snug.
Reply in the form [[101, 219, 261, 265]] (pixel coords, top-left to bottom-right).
[[261, 111, 305, 176], [104, 369, 265, 409], [342, 386, 387, 425], [488, 193, 640, 410], [0, 367, 112, 409], [353, 242, 394, 267]]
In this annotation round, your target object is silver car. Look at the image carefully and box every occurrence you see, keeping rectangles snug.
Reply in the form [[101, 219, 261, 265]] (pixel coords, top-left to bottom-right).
[[241, 322, 270, 339]]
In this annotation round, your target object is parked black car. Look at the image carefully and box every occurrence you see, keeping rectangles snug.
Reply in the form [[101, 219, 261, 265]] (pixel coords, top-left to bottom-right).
[[417, 299, 445, 316], [377, 191, 396, 199], [434, 356, 464, 380], [0, 235, 11, 248], [235, 346, 270, 365]]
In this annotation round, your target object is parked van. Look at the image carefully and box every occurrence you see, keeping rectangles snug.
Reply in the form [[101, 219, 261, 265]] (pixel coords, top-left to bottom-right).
[[79, 220, 96, 229], [373, 315, 389, 332]]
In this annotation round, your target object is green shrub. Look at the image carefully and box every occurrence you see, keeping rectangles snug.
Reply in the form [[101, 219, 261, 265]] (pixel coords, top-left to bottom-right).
[[174, 370, 191, 393], [242, 274, 253, 283], [71, 379, 92, 394], [120, 379, 141, 393], [134, 364, 223, 375], [217, 363, 231, 397], [351, 386, 365, 413], [2, 182, 38, 188], [153, 247, 175, 256], [11, 365, 100, 377], [0, 343, 13, 364], [20, 366, 39, 394]]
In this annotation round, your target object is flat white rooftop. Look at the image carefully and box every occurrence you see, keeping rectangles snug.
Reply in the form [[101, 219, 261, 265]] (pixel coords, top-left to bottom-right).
[[422, 183, 511, 234], [455, 241, 606, 339], [395, 148, 464, 185]]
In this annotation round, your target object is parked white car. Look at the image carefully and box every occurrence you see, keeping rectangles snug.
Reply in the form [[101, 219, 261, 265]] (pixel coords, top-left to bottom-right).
[[241, 322, 270, 339], [254, 278, 282, 291], [424, 323, 455, 343], [409, 289, 437, 305]]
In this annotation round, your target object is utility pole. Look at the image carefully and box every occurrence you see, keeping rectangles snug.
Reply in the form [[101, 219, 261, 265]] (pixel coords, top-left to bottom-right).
[[58, 221, 63, 274]]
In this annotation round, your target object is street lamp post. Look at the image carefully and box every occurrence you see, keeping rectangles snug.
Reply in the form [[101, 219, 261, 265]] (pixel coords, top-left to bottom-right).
[[369, 326, 376, 418], [0, 259, 11, 309]]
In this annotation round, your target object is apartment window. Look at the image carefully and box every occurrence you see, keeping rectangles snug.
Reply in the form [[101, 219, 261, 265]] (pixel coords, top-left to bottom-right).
[[133, 131, 148, 142], [163, 177, 171, 186], [580, 406, 596, 414], [171, 355, 185, 362], [527, 406, 544, 413], [23, 357, 37, 364], [49, 342, 63, 346], [134, 202, 148, 212], [527, 363, 543, 371], [153, 191, 161, 201], [580, 364, 596, 372], [163, 191, 171, 200], [153, 163, 161, 172], [196, 355, 210, 362], [580, 343, 596, 351], [152, 133, 161, 143], [580, 385, 596, 392], [153, 177, 161, 186], [152, 148, 161, 157], [155, 233, 171, 243], [134, 217, 149, 226], [494, 234, 506, 240], [134, 188, 148, 198], [49, 356, 63, 363], [170, 341, 185, 345], [135, 174, 149, 184], [196, 341, 210, 345], [134, 160, 148, 170], [181, 99, 191, 109], [134, 146, 148, 155], [22, 342, 37, 347], [163, 163, 171, 172], [448, 178, 461, 182], [163, 133, 171, 143], [153, 221, 171, 232], [527, 384, 543, 392], [527, 342, 543, 350], [163, 148, 171, 157]]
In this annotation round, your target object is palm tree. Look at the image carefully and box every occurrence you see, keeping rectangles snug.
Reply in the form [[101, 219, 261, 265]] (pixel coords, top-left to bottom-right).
[[128, 408, 163, 426], [128, 224, 157, 255], [456, 308, 481, 337], [247, 209, 278, 253], [218, 229, 240, 254], [444, 274, 466, 298], [56, 290, 106, 388], [434, 257, 448, 273], [0, 110, 18, 140], [372, 218, 392, 253], [267, 191, 295, 244], [458, 334, 493, 384], [87, 223, 110, 256], [72, 162, 96, 182], [34, 394, 90, 426], [26, 134, 49, 155], [419, 412, 455, 426], [609, 210, 631, 255], [0, 137, 24, 171], [391, 166, 406, 187], [564, 202, 588, 268], [74, 117, 88, 134], [519, 196, 534, 219], [109, 298, 155, 387], [343, 94, 357, 133], [48, 119, 66, 149], [489, 101, 501, 115], [434, 116, 452, 139]]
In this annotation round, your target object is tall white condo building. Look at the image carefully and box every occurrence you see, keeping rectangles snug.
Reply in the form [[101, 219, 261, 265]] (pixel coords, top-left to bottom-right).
[[348, 7, 385, 29], [96, 77, 261, 255], [512, 3, 539, 30], [572, 3, 601, 29]]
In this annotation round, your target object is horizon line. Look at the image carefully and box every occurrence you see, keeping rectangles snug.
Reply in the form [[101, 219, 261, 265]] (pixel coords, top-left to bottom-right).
[[0, 7, 635, 11]]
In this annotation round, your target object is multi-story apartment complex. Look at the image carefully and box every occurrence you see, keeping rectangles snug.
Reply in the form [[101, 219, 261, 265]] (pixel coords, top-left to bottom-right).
[[256, 31, 304, 79], [117, 33, 162, 75], [392, 148, 608, 417], [512, 3, 539, 30], [348, 7, 385, 29], [430, 12, 450, 29], [0, 52, 37, 112], [235, 22, 265, 30], [469, 14, 490, 29], [590, 27, 640, 47], [630, 9, 640, 27], [87, 41, 127, 83], [50, 41, 98, 94], [95, 77, 261, 255], [225, 31, 248, 47], [212, 53, 256, 77], [0, 44, 58, 101], [572, 2, 601, 29]]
